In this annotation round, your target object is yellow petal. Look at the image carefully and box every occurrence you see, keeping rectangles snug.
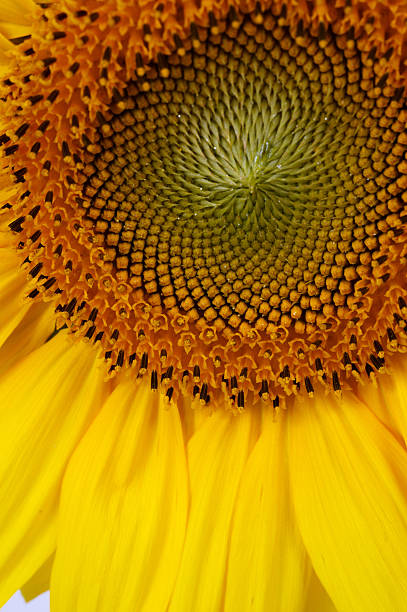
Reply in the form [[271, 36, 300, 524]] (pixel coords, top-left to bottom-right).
[[0, 0, 38, 76], [169, 408, 257, 612], [0, 332, 107, 606], [21, 555, 53, 603], [0, 252, 30, 350], [51, 380, 188, 612], [0, 230, 53, 365], [177, 393, 212, 441], [0, 302, 55, 376], [0, 31, 13, 52], [359, 362, 407, 446], [288, 393, 407, 612], [0, 0, 38, 51], [304, 571, 338, 612], [0, 22, 32, 40], [0, 0, 38, 26], [224, 409, 310, 612]]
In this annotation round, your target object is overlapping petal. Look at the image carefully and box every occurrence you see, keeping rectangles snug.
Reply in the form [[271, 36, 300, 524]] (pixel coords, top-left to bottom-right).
[[288, 393, 407, 612], [51, 380, 188, 612], [0, 302, 55, 377], [360, 361, 407, 447], [224, 409, 310, 612], [0, 332, 107, 606], [20, 555, 53, 603], [0, 0, 38, 26], [169, 409, 258, 612], [0, 0, 37, 68], [0, 241, 31, 350], [304, 572, 338, 612]]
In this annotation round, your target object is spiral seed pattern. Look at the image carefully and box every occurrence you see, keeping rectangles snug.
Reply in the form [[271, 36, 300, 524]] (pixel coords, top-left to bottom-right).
[[2, 3, 407, 409]]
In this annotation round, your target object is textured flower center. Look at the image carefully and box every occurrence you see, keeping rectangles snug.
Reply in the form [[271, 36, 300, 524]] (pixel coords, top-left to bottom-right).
[[81, 19, 379, 335], [2, 3, 407, 409]]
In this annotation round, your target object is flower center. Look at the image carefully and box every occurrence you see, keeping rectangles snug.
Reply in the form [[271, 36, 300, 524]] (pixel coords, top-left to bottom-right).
[[2, 4, 407, 410], [80, 19, 372, 335]]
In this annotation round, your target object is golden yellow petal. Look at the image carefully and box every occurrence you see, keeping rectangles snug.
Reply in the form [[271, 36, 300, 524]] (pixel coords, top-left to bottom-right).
[[0, 302, 55, 377], [224, 409, 310, 611], [21, 554, 53, 603], [169, 408, 257, 612], [0, 22, 32, 39], [51, 379, 188, 612], [0, 242, 31, 350], [288, 393, 407, 611], [0, 0, 38, 26], [360, 362, 407, 447], [0, 332, 108, 606], [304, 571, 338, 612]]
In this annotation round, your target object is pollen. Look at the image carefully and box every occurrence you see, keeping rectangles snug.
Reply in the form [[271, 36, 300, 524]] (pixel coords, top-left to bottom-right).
[[2, 0, 407, 411]]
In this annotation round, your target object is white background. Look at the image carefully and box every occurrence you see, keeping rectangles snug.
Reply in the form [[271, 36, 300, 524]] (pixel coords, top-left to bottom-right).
[[1, 592, 49, 611]]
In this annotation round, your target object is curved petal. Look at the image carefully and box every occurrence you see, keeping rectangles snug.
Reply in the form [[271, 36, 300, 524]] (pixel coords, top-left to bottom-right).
[[0, 333, 107, 606], [0, 23, 32, 39], [0, 302, 55, 376], [359, 361, 407, 447], [51, 380, 188, 612], [21, 554, 53, 603], [304, 571, 338, 612], [177, 393, 212, 441], [224, 410, 310, 612], [0, 254, 31, 350], [0, 0, 38, 25], [169, 408, 258, 612], [0, 0, 38, 73], [0, 32, 13, 66], [288, 393, 407, 612]]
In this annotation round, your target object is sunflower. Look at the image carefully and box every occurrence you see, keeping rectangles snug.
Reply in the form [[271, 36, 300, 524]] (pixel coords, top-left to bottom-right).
[[1, 0, 407, 610]]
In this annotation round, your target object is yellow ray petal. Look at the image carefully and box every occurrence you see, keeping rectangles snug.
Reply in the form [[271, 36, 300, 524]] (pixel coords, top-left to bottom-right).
[[0, 0, 37, 49], [0, 302, 55, 377], [0, 332, 108, 606], [169, 408, 258, 612], [0, 0, 38, 26], [359, 362, 407, 446], [177, 393, 212, 441], [0, 22, 32, 40], [288, 393, 407, 612], [51, 379, 188, 612], [0, 253, 31, 350], [224, 409, 310, 612], [21, 554, 53, 603], [0, 0, 38, 74], [304, 570, 338, 612], [0, 31, 13, 52]]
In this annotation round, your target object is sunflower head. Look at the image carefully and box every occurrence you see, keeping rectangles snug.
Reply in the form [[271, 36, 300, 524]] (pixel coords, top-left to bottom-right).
[[2, 0, 407, 410]]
